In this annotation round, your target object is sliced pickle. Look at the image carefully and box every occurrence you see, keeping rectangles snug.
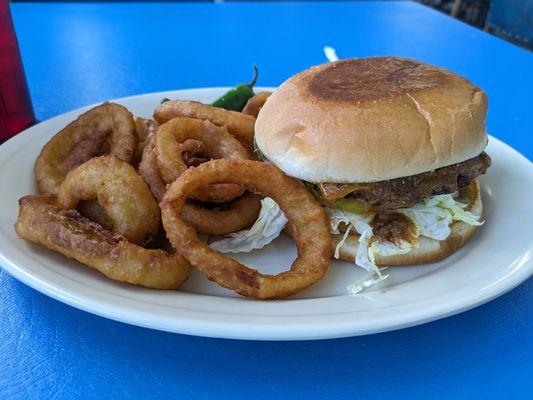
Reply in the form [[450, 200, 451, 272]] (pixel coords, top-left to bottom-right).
[[330, 198, 373, 214]]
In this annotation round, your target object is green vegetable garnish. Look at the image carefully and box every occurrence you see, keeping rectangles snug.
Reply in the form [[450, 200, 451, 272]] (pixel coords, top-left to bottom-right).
[[212, 66, 258, 111], [303, 182, 372, 214], [161, 97, 170, 104], [330, 198, 373, 214]]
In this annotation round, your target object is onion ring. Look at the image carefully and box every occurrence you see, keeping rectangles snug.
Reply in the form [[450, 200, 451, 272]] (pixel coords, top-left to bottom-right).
[[138, 135, 168, 202], [139, 135, 261, 235], [133, 117, 158, 166], [242, 92, 272, 117], [155, 117, 249, 203], [15, 195, 190, 289], [57, 156, 160, 245], [77, 200, 113, 230], [160, 159, 331, 299], [182, 193, 262, 236], [34, 102, 137, 195], [154, 100, 256, 151]]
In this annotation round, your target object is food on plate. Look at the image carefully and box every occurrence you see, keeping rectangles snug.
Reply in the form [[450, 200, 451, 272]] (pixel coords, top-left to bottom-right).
[[209, 197, 288, 253], [15, 58, 495, 299], [57, 156, 160, 245], [133, 117, 158, 165], [15, 195, 190, 289], [154, 117, 250, 203], [182, 193, 262, 236], [154, 99, 256, 151], [134, 116, 158, 146], [138, 135, 168, 202], [77, 199, 113, 231], [255, 57, 491, 290], [311, 152, 490, 210], [160, 159, 331, 299], [34, 102, 137, 194], [139, 133, 261, 235], [331, 180, 483, 266], [242, 92, 272, 117], [212, 65, 259, 111]]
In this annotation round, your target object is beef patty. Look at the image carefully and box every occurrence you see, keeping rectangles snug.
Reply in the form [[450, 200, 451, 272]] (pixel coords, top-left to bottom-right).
[[317, 152, 491, 209]]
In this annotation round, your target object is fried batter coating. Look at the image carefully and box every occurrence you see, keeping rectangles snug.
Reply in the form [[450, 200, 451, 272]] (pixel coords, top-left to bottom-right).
[[15, 195, 190, 289], [133, 117, 158, 166], [154, 100, 256, 151], [35, 102, 137, 194], [57, 156, 160, 245], [139, 135, 261, 235], [155, 117, 250, 203], [161, 159, 331, 299], [242, 92, 272, 117]]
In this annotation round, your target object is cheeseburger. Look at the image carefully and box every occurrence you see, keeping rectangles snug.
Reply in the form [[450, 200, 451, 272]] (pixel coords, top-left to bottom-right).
[[255, 57, 490, 276]]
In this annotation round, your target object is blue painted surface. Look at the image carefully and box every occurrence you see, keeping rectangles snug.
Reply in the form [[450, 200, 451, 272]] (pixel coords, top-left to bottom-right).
[[3, 2, 532, 399]]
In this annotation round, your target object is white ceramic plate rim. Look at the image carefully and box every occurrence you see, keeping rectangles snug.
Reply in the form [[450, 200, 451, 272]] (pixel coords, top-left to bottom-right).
[[1, 88, 531, 340]]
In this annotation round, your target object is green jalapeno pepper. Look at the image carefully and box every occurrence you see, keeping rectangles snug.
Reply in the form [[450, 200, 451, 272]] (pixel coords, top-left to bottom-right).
[[212, 66, 258, 111]]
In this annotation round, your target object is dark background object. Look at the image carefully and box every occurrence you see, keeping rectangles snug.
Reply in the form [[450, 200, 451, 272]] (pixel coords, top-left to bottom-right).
[[0, 0, 35, 140], [485, 0, 533, 49], [419, 0, 532, 49], [419, 0, 491, 27]]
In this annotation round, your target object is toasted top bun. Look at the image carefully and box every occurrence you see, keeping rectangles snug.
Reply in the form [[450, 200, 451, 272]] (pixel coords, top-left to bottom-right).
[[332, 180, 483, 265], [255, 57, 488, 183]]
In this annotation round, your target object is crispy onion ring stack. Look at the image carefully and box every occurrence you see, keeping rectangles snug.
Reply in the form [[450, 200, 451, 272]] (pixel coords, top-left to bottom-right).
[[161, 159, 332, 299], [139, 117, 261, 235], [154, 100, 256, 151], [18, 98, 335, 298], [154, 117, 249, 203]]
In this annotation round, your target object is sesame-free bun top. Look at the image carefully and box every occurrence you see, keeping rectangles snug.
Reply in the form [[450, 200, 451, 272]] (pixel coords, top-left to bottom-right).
[[255, 57, 488, 183]]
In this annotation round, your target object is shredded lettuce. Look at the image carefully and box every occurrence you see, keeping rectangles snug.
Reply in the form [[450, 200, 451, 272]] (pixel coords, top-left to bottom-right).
[[399, 194, 482, 241], [370, 240, 412, 257], [328, 208, 391, 293], [209, 197, 287, 253], [329, 209, 374, 270], [346, 268, 389, 295], [329, 192, 482, 294]]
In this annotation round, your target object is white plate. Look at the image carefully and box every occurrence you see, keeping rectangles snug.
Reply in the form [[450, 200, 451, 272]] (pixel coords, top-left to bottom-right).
[[1, 88, 532, 340]]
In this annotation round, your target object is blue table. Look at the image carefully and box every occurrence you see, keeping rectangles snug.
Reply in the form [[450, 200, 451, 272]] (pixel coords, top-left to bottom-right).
[[3, 2, 532, 399]]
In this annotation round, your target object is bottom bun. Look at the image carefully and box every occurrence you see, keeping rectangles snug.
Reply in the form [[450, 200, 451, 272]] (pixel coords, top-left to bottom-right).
[[332, 180, 482, 266]]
